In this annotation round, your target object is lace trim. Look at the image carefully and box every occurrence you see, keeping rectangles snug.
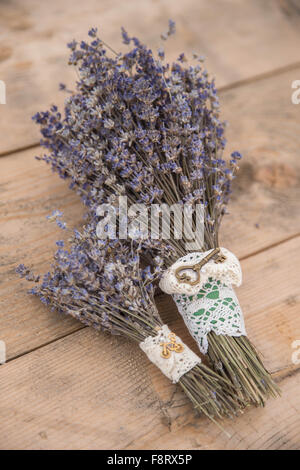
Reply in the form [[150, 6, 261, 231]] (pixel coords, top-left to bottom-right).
[[159, 247, 242, 296], [173, 279, 247, 354], [139, 325, 201, 383]]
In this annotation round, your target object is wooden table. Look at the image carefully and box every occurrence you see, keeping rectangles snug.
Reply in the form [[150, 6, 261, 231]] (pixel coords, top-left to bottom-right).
[[0, 0, 299, 450]]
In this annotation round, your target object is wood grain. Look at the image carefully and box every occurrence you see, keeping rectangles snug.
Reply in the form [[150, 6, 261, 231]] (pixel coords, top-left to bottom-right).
[[129, 372, 300, 450], [0, 148, 85, 360], [1, 63, 300, 360], [220, 66, 300, 255], [1, 1, 300, 449], [0, 328, 167, 450], [0, 308, 298, 450], [1, 231, 299, 447], [1, 0, 300, 153]]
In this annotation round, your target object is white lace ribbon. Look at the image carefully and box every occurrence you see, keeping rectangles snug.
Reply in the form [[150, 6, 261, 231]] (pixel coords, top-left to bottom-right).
[[139, 325, 201, 383], [173, 283, 246, 354], [159, 247, 242, 295], [159, 248, 247, 354]]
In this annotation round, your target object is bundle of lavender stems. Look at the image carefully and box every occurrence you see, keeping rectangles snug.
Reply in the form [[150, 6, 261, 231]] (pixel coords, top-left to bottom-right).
[[24, 23, 279, 410], [17, 212, 242, 422]]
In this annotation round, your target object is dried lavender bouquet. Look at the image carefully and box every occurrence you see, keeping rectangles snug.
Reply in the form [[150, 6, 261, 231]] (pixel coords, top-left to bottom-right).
[[32, 24, 280, 406], [17, 211, 242, 422]]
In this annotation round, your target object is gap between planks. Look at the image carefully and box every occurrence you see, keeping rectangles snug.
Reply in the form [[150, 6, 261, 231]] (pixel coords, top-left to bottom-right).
[[2, 58, 300, 365], [5, 232, 300, 368]]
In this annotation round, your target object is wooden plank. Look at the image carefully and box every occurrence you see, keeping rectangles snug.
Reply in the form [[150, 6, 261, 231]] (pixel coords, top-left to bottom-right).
[[220, 66, 300, 254], [1, 236, 299, 438], [1, 64, 300, 359], [1, 0, 300, 153], [0, 328, 167, 450], [129, 372, 300, 450], [2, 228, 299, 448], [0, 149, 85, 361], [0, 312, 298, 450]]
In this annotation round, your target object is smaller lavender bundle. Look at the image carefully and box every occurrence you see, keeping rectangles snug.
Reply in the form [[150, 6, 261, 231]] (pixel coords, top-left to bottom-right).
[[17, 211, 243, 422]]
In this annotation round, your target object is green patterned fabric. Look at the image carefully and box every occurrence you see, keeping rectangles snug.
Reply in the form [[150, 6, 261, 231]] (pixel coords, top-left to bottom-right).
[[173, 278, 246, 353]]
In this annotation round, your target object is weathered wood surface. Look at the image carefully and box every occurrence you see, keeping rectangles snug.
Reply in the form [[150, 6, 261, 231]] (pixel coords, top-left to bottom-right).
[[0, 319, 298, 450], [1, 0, 300, 154], [1, 165, 299, 449], [1, 64, 299, 362], [0, 149, 85, 361], [221, 66, 300, 254], [0, 0, 300, 450]]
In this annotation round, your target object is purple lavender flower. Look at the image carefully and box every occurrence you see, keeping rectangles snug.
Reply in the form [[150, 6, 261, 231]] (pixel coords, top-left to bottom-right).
[[32, 24, 241, 263]]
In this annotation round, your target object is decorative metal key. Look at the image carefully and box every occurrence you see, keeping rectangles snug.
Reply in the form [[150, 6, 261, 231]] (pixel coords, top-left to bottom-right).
[[174, 248, 226, 286]]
